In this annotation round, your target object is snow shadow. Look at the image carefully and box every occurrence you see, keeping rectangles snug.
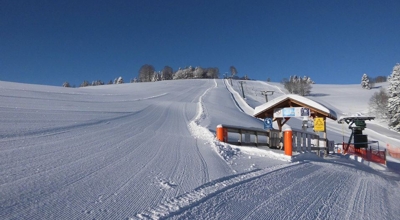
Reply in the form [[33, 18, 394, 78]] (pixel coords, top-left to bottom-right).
[[294, 153, 400, 181], [308, 93, 329, 97], [387, 159, 400, 174]]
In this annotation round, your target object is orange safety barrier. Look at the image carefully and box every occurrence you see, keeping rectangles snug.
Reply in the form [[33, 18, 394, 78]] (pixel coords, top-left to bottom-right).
[[387, 143, 400, 159], [216, 124, 227, 142], [343, 143, 386, 165], [284, 128, 292, 156]]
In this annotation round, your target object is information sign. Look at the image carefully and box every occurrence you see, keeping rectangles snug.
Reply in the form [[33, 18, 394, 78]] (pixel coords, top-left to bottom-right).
[[314, 117, 325, 132], [274, 107, 310, 118], [264, 118, 273, 130]]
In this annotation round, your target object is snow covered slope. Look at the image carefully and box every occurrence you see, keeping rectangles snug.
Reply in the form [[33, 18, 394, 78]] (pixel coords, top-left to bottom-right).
[[0, 79, 399, 219]]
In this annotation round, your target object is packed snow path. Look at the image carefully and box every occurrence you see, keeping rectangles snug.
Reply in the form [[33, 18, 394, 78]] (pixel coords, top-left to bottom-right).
[[137, 160, 400, 219], [0, 80, 222, 219], [0, 79, 278, 219], [1, 79, 399, 219]]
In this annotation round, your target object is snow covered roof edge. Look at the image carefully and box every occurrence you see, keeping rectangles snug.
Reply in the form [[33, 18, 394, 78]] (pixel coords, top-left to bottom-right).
[[253, 94, 337, 120]]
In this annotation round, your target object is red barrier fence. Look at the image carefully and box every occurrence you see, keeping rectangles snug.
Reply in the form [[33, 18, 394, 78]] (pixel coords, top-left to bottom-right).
[[387, 143, 400, 159], [343, 143, 386, 165]]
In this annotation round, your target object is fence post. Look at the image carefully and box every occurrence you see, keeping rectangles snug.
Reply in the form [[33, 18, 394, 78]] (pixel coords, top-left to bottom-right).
[[216, 124, 227, 142], [284, 127, 293, 156]]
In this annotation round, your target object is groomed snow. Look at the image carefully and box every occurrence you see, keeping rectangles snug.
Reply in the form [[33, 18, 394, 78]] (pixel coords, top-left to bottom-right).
[[0, 79, 399, 219]]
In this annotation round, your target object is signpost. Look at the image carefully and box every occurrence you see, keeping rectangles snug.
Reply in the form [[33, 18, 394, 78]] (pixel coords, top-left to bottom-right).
[[314, 117, 325, 132], [264, 118, 273, 130]]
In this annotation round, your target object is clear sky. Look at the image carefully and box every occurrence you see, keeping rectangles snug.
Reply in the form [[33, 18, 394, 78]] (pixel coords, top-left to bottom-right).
[[1, 0, 399, 86]]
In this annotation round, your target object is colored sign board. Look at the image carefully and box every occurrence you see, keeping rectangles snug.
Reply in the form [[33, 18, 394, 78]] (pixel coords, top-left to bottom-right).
[[264, 118, 273, 130], [273, 107, 310, 118], [314, 117, 325, 131]]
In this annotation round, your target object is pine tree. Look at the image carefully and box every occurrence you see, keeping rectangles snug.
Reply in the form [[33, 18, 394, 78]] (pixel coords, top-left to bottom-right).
[[116, 76, 124, 84], [387, 64, 400, 132], [361, 73, 371, 89]]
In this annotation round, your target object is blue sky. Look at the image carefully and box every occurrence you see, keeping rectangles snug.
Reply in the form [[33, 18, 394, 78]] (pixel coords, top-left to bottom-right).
[[1, 0, 399, 86]]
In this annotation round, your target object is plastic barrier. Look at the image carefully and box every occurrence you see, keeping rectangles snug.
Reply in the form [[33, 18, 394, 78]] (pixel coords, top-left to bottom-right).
[[216, 124, 227, 142], [284, 127, 292, 156], [387, 143, 400, 159], [343, 143, 386, 165]]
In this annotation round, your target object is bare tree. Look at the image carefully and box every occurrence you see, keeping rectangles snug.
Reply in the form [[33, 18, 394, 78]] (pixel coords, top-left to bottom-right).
[[206, 67, 219, 78], [374, 76, 387, 83], [138, 64, 155, 82], [161, 66, 173, 80], [230, 66, 237, 77], [369, 88, 389, 119]]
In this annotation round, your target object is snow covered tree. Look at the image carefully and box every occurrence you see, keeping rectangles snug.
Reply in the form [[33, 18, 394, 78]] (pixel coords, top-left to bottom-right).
[[281, 75, 313, 96], [361, 73, 371, 89], [387, 63, 400, 132], [115, 77, 123, 84], [91, 80, 104, 86], [193, 66, 204, 78], [151, 71, 161, 82], [303, 76, 315, 84], [130, 78, 138, 83], [80, 80, 89, 87], [185, 66, 194, 79], [173, 68, 185, 79], [369, 88, 388, 119], [173, 66, 194, 79], [62, 82, 70, 87]]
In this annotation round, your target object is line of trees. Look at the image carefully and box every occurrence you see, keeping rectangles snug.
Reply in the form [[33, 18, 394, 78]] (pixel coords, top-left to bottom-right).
[[361, 73, 388, 89], [63, 78, 123, 88], [64, 65, 229, 87], [138, 65, 220, 82], [281, 75, 314, 96]]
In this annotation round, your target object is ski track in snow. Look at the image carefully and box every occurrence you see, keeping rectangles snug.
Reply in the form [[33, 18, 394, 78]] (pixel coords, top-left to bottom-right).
[[136, 161, 400, 220], [135, 163, 299, 219], [187, 79, 218, 141], [0, 80, 218, 219]]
